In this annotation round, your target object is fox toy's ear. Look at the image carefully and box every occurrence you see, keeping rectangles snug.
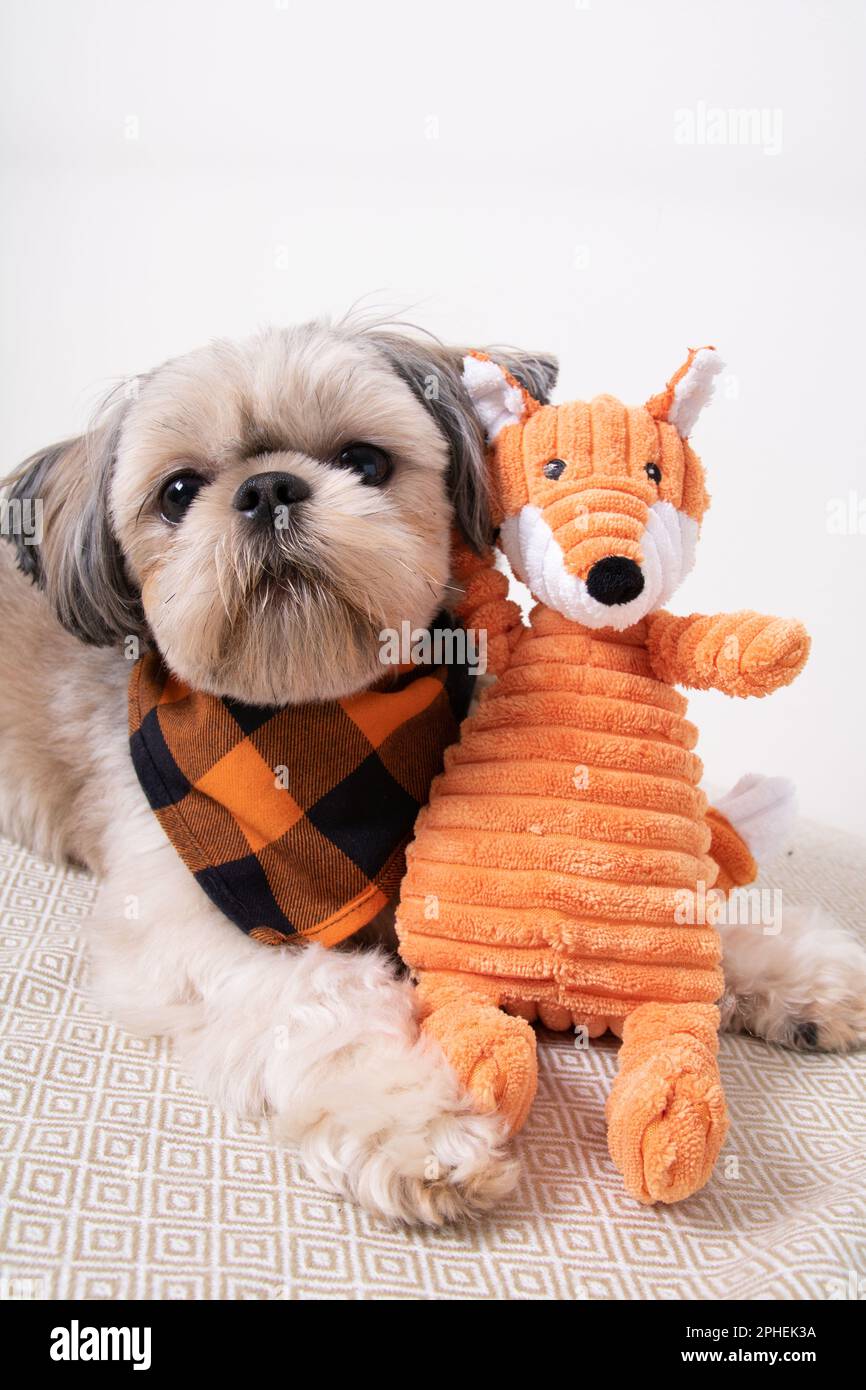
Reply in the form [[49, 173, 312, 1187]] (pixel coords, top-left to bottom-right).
[[461, 352, 542, 443], [368, 334, 556, 552], [646, 346, 724, 438]]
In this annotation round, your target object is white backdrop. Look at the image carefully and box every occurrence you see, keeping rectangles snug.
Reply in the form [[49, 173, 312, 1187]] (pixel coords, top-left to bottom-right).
[[1, 0, 864, 835]]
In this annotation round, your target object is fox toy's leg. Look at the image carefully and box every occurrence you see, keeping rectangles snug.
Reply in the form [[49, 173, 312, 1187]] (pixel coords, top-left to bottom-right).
[[416, 974, 538, 1135], [606, 1002, 728, 1204]]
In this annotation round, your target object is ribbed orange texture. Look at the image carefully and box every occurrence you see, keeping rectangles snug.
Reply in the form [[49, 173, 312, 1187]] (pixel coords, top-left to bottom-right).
[[396, 356, 810, 1206], [398, 605, 738, 1201]]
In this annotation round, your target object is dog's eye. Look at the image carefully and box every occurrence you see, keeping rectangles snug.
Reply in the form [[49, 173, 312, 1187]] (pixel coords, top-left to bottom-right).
[[543, 458, 566, 480], [335, 443, 392, 487], [160, 473, 206, 523], [645, 462, 662, 484]]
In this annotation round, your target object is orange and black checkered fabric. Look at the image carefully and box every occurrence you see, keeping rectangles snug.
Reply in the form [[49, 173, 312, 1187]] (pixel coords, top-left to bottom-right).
[[129, 629, 474, 948]]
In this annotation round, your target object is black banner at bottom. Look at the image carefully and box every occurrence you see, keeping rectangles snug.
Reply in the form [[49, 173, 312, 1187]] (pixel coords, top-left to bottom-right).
[[0, 1295, 859, 1374]]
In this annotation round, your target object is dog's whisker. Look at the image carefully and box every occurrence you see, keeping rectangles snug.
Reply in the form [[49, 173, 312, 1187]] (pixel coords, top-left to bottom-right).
[[391, 555, 442, 599]]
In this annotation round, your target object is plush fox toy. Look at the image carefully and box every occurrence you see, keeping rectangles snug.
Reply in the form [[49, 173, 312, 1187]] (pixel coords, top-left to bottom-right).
[[396, 348, 810, 1205]]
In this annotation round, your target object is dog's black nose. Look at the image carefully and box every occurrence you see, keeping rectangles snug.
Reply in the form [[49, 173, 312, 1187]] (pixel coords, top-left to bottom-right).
[[232, 471, 311, 521], [585, 556, 645, 606]]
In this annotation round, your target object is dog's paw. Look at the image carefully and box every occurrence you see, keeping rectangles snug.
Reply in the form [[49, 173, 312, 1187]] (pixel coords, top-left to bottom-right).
[[720, 904, 866, 1052], [714, 772, 797, 864], [382, 1106, 520, 1226], [275, 1035, 518, 1226]]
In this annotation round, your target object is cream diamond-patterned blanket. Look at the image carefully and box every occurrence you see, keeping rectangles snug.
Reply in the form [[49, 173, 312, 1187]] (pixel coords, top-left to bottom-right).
[[1, 824, 864, 1300]]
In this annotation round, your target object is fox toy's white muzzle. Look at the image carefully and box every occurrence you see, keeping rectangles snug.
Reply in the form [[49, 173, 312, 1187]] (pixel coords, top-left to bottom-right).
[[500, 500, 698, 630]]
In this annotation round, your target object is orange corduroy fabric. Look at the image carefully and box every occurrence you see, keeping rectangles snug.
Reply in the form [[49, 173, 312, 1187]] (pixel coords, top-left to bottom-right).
[[397, 351, 810, 1205]]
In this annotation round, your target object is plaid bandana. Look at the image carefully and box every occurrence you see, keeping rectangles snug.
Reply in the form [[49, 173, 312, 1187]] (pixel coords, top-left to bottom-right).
[[128, 621, 473, 948]]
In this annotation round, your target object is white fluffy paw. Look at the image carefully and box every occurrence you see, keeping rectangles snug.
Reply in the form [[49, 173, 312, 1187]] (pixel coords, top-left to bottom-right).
[[274, 1029, 518, 1226], [714, 772, 797, 864], [177, 940, 518, 1227], [280, 1050, 517, 1228], [720, 905, 866, 1052]]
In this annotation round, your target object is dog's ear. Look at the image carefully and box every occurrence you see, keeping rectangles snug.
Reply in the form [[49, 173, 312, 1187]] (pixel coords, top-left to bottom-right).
[[3, 395, 145, 646], [367, 332, 558, 552]]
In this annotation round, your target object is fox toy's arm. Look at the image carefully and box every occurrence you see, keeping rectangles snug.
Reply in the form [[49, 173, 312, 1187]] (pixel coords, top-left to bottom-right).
[[451, 537, 524, 678], [646, 610, 810, 697]]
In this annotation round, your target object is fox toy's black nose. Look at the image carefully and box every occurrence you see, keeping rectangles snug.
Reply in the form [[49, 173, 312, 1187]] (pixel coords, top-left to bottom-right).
[[232, 471, 311, 522], [585, 556, 645, 606]]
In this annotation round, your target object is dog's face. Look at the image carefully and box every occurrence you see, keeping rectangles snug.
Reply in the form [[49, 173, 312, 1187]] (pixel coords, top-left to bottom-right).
[[6, 322, 557, 704], [111, 325, 457, 704], [461, 348, 719, 631]]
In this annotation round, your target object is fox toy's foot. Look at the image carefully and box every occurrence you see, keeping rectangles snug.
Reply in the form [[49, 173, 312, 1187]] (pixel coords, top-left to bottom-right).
[[416, 976, 538, 1135], [606, 1003, 728, 1204]]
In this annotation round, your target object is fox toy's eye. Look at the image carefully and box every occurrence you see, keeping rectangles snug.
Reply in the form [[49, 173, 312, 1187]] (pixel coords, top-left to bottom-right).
[[645, 462, 662, 484], [543, 458, 566, 480], [160, 472, 206, 523], [335, 443, 393, 486]]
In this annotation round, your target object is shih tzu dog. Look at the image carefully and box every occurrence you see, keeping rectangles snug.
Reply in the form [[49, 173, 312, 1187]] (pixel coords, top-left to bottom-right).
[[1, 317, 864, 1226]]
